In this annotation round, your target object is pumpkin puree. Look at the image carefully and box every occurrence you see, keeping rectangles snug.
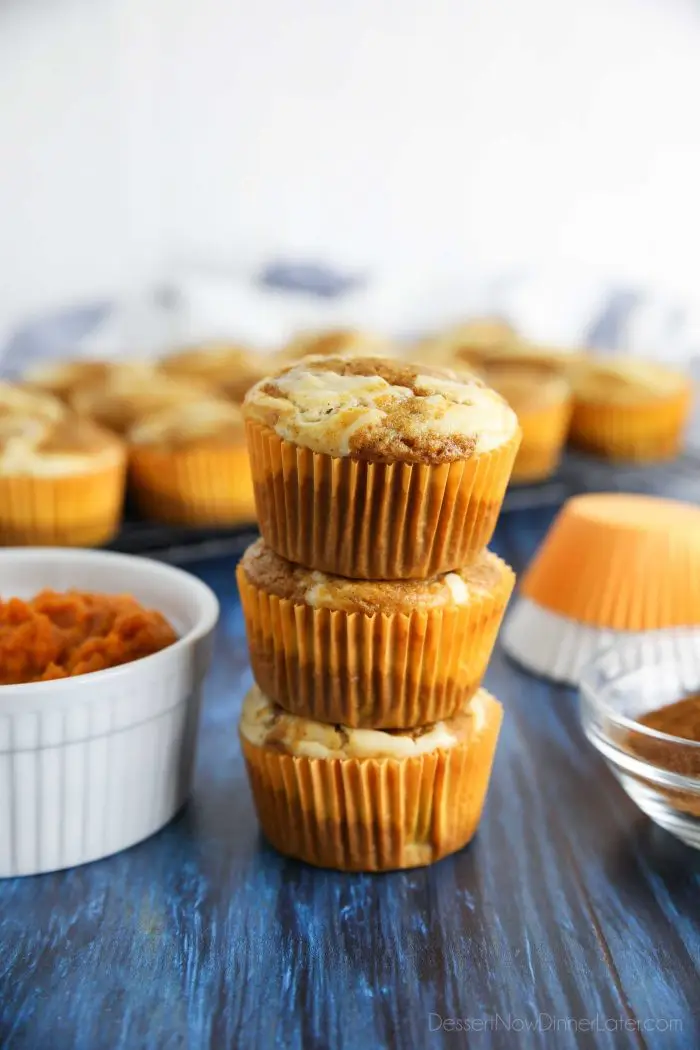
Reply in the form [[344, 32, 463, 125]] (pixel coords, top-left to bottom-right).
[[0, 590, 177, 684]]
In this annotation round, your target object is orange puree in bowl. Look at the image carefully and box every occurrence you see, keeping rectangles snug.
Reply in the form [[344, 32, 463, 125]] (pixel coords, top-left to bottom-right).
[[0, 590, 177, 685]]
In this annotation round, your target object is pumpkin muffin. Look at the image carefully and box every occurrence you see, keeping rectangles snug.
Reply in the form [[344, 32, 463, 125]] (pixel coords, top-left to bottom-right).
[[23, 359, 155, 404], [70, 367, 209, 435], [237, 539, 514, 727], [275, 328, 397, 365], [570, 356, 693, 461], [128, 398, 255, 525], [485, 361, 573, 483], [159, 343, 268, 403], [412, 317, 519, 368], [242, 355, 520, 579], [240, 683, 503, 871], [0, 405, 126, 546]]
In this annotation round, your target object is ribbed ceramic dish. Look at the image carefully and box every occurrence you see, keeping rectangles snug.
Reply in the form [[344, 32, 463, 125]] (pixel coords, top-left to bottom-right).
[[503, 493, 700, 683], [0, 548, 219, 877]]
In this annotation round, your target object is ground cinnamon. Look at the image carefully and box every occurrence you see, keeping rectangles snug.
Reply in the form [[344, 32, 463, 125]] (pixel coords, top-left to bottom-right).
[[625, 695, 700, 817], [628, 695, 700, 777]]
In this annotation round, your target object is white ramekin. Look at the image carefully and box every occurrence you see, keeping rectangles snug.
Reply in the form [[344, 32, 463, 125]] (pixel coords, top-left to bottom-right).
[[502, 596, 700, 686], [0, 548, 219, 877]]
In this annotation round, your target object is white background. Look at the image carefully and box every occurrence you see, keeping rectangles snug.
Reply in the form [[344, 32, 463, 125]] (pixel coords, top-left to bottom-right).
[[1, 0, 700, 346]]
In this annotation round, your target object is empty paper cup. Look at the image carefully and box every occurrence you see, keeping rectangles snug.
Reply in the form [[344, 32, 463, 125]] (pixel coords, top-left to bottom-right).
[[503, 493, 700, 684]]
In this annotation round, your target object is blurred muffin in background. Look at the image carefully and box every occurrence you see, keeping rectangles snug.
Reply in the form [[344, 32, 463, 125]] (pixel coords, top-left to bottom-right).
[[23, 359, 154, 404], [412, 316, 518, 369], [0, 384, 126, 545], [71, 368, 209, 435], [484, 361, 573, 483], [0, 380, 67, 422], [128, 399, 254, 525], [275, 328, 397, 365], [159, 343, 268, 403], [570, 356, 693, 462]]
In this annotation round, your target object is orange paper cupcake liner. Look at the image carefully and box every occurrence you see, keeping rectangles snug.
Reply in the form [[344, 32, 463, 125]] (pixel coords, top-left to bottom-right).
[[522, 493, 700, 630], [569, 386, 692, 462], [245, 421, 521, 579], [237, 557, 514, 727], [510, 399, 573, 483], [129, 444, 256, 526], [0, 462, 126, 546], [240, 691, 503, 871]]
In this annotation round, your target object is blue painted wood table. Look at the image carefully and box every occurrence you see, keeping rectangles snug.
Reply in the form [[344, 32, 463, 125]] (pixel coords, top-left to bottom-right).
[[1, 506, 698, 1050]]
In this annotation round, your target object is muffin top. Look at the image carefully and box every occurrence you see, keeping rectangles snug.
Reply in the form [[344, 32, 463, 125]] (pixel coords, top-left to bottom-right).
[[0, 412, 124, 477], [0, 381, 66, 422], [574, 356, 690, 404], [129, 399, 246, 449], [240, 538, 512, 615], [240, 683, 495, 759], [23, 359, 154, 401], [276, 328, 397, 364], [243, 355, 518, 464], [71, 369, 210, 434], [485, 361, 572, 411], [159, 343, 267, 403]]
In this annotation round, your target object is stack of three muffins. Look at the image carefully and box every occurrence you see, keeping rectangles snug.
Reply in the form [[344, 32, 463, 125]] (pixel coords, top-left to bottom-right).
[[236, 356, 521, 870]]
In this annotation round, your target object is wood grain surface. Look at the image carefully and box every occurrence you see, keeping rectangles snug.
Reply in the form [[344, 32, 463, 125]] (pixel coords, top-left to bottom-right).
[[1, 506, 698, 1050]]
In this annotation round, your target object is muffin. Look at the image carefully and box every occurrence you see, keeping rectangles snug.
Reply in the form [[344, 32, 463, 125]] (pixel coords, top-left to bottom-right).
[[237, 539, 514, 727], [23, 359, 155, 404], [275, 328, 397, 365], [412, 317, 519, 368], [159, 343, 268, 403], [240, 684, 503, 871], [128, 398, 255, 525], [485, 361, 573, 483], [0, 407, 126, 546], [242, 355, 520, 579], [71, 367, 209, 434], [570, 356, 693, 461], [0, 380, 66, 422]]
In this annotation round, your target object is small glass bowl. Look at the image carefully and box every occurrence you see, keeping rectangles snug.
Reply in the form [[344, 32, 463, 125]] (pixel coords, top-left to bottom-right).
[[580, 630, 700, 849]]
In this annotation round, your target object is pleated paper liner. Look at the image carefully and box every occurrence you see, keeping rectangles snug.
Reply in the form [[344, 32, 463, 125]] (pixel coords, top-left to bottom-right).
[[521, 493, 700, 633], [245, 420, 521, 579], [240, 689, 503, 871], [237, 554, 514, 727], [508, 399, 573, 484], [569, 384, 692, 462], [0, 461, 126, 546], [129, 443, 256, 526]]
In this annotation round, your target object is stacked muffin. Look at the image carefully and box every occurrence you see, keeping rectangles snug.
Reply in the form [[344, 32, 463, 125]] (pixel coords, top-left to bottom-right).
[[236, 355, 520, 871]]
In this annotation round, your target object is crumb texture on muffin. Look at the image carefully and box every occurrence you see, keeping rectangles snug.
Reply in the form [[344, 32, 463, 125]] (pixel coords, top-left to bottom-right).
[[243, 355, 518, 463], [128, 399, 245, 448], [240, 684, 491, 759], [240, 538, 510, 614]]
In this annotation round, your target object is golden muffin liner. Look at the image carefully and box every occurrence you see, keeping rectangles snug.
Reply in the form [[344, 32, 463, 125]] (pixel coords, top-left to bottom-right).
[[521, 493, 700, 631], [237, 556, 514, 727], [245, 420, 521, 579], [510, 399, 573, 484], [0, 461, 126, 547], [569, 386, 692, 462], [129, 444, 256, 526], [240, 691, 503, 871]]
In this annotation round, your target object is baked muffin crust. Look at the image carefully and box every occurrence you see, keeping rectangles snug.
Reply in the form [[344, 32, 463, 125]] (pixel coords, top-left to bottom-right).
[[240, 684, 492, 759], [71, 370, 210, 433], [128, 399, 245, 449], [574, 357, 689, 403], [243, 354, 518, 464], [0, 413, 124, 477], [240, 538, 511, 615]]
